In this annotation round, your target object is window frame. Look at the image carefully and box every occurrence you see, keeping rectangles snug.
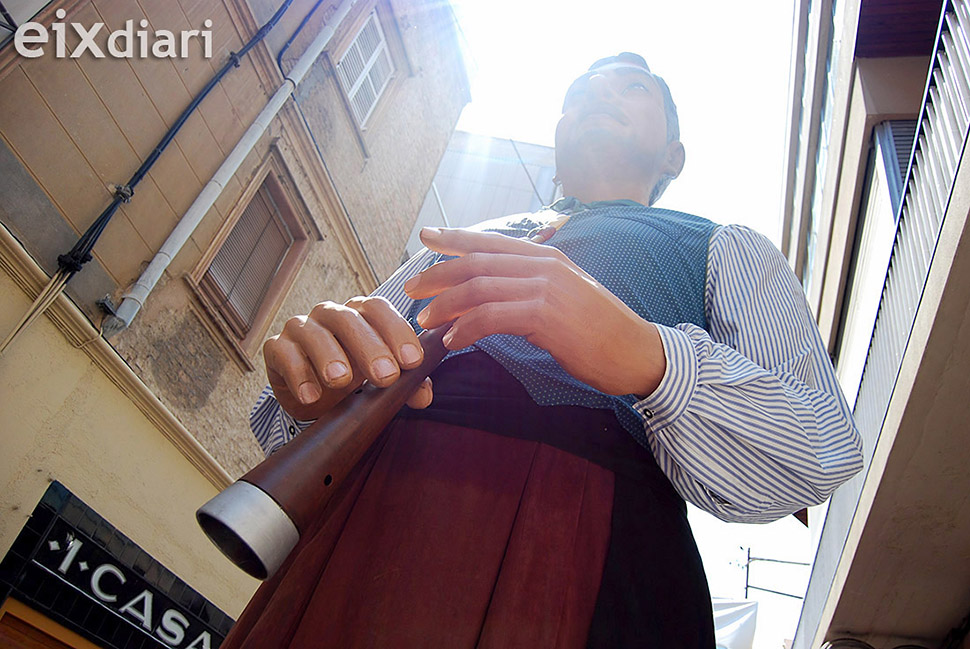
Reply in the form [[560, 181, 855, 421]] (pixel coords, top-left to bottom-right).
[[335, 9, 395, 129], [198, 185, 294, 339], [188, 153, 313, 370], [832, 120, 915, 407], [327, 1, 409, 153]]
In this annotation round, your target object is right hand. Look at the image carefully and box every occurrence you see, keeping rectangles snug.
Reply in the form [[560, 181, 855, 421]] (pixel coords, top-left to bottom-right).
[[262, 296, 434, 421]]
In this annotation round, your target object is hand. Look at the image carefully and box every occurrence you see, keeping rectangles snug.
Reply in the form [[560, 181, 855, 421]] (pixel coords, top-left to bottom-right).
[[404, 227, 666, 397], [262, 296, 434, 420]]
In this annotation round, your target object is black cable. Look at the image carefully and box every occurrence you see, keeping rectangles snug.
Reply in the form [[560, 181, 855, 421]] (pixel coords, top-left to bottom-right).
[[56, 0, 297, 278], [0, 1, 17, 33], [276, 0, 327, 75]]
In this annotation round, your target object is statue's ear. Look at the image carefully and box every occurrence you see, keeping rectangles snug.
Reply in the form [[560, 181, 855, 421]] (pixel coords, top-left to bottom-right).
[[663, 140, 686, 179]]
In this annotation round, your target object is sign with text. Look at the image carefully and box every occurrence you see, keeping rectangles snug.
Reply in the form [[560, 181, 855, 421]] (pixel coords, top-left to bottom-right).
[[35, 519, 218, 649], [0, 482, 232, 649]]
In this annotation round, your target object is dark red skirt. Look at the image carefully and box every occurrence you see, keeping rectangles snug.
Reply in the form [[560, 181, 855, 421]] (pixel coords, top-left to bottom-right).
[[224, 352, 714, 649]]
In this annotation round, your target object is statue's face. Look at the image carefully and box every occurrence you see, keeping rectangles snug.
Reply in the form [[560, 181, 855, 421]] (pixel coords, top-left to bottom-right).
[[554, 62, 671, 177]]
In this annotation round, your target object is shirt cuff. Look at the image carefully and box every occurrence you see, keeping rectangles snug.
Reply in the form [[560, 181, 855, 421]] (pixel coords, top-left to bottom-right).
[[632, 323, 699, 429]]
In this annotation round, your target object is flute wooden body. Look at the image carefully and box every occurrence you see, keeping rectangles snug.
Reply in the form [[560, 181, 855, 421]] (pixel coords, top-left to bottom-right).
[[197, 325, 451, 580]]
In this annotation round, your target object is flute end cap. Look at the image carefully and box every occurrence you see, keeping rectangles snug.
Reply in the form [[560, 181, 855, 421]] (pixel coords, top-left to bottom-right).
[[196, 480, 300, 580]]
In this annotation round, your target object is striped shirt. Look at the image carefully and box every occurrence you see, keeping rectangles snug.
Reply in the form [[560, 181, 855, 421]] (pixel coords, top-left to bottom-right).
[[250, 216, 863, 524]]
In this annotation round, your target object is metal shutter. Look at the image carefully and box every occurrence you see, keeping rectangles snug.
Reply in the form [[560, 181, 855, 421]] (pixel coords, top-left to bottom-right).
[[205, 187, 293, 334]]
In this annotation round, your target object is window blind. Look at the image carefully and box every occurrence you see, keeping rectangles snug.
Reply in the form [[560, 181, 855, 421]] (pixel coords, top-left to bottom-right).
[[205, 187, 293, 334]]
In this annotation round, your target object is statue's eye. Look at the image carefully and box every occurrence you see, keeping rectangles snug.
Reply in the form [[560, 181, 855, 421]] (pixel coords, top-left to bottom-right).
[[563, 85, 587, 109], [624, 82, 649, 94]]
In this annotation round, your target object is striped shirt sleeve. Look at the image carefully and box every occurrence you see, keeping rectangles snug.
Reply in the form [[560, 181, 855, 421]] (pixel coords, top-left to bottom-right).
[[633, 224, 863, 523], [249, 248, 440, 456]]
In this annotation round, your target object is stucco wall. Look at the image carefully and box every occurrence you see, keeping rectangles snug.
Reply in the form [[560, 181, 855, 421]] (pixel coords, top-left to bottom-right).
[[0, 270, 258, 618], [0, 2, 467, 633], [0, 0, 467, 478], [294, 0, 470, 279], [0, 0, 275, 297], [114, 0, 468, 475], [113, 186, 369, 477]]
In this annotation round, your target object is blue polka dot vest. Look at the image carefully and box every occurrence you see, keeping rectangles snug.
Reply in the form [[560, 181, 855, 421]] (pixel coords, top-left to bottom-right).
[[407, 198, 718, 448]]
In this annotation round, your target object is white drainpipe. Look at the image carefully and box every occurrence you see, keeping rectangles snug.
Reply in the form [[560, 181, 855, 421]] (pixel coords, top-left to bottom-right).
[[103, 0, 358, 337]]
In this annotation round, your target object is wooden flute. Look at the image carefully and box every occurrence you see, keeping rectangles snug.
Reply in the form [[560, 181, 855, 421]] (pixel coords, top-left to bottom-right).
[[196, 324, 451, 580], [197, 217, 570, 580]]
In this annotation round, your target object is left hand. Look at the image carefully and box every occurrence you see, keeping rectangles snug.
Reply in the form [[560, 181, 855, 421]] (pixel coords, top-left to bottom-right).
[[403, 227, 667, 397]]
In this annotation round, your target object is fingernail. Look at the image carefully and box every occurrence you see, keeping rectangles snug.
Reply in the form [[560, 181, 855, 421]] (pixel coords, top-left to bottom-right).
[[416, 307, 429, 326], [403, 276, 419, 294], [421, 227, 442, 239], [442, 327, 455, 348], [325, 361, 348, 383], [298, 382, 321, 405], [372, 357, 396, 380], [400, 343, 421, 365]]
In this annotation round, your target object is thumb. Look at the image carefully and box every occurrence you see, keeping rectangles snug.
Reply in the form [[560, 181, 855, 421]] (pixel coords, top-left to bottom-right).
[[405, 377, 434, 409]]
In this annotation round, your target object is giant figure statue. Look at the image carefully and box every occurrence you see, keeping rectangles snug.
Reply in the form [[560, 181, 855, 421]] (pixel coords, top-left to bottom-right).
[[222, 52, 863, 648]]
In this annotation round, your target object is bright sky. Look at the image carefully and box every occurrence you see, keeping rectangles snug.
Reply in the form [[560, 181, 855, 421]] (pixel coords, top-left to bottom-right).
[[449, 1, 808, 647]]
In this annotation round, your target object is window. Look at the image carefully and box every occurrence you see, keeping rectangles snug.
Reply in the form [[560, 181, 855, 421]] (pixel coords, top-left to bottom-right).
[[200, 186, 293, 337], [833, 121, 915, 407], [190, 158, 313, 368], [335, 10, 394, 127]]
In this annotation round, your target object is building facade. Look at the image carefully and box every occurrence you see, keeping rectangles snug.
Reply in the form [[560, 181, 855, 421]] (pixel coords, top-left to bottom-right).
[[0, 0, 468, 645], [782, 0, 970, 647], [404, 130, 560, 257]]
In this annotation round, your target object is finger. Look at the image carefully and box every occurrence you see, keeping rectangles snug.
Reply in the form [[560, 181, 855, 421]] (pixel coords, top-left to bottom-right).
[[443, 301, 543, 350], [309, 302, 401, 388], [405, 377, 434, 409], [291, 318, 354, 389], [346, 296, 424, 369], [263, 334, 323, 406], [405, 253, 561, 299], [419, 227, 569, 260], [416, 276, 546, 330]]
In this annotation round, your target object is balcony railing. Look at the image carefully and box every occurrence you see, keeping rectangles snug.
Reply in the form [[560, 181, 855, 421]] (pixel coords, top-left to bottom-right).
[[853, 0, 970, 449], [795, 1, 970, 647]]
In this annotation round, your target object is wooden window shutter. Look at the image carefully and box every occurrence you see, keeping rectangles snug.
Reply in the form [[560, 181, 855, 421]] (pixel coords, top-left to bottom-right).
[[336, 11, 395, 126], [203, 185, 293, 337]]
